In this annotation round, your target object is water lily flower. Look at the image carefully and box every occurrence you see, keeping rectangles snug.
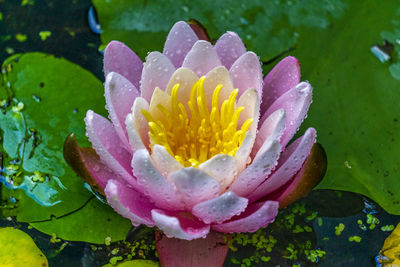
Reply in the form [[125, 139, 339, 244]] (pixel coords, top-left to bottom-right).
[[64, 21, 326, 241]]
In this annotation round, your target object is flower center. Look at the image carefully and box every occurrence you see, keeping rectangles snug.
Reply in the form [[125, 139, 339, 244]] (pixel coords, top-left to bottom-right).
[[142, 76, 253, 167]]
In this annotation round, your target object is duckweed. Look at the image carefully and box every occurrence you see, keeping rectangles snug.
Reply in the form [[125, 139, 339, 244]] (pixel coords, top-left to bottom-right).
[[334, 223, 345, 236], [348, 236, 362, 242]]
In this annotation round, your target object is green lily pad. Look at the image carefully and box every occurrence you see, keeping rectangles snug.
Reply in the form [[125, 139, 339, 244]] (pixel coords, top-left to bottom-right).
[[0, 52, 131, 243], [293, 1, 400, 214], [92, 0, 346, 61], [0, 227, 48, 267]]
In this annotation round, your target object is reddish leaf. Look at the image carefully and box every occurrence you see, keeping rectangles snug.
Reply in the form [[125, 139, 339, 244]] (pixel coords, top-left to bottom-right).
[[63, 133, 105, 195], [275, 143, 327, 209]]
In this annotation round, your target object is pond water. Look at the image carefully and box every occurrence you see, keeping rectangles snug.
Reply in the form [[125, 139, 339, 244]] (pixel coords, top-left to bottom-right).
[[1, 1, 400, 266]]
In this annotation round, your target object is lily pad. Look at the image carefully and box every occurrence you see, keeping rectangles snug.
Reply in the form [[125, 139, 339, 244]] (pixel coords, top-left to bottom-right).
[[293, 1, 400, 214], [0, 227, 48, 267], [92, 0, 346, 61], [0, 53, 131, 243]]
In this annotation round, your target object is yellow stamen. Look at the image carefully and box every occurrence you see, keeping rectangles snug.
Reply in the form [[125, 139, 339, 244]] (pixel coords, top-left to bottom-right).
[[141, 76, 253, 167]]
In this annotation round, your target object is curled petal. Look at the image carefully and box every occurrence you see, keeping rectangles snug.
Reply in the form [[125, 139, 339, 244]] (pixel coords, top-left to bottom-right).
[[163, 21, 199, 68], [249, 128, 317, 203], [182, 40, 221, 76], [132, 149, 185, 211], [192, 191, 248, 224], [261, 56, 300, 114], [215, 31, 246, 69], [140, 52, 175, 102], [212, 201, 279, 233], [230, 52, 263, 99], [168, 167, 221, 209], [85, 110, 139, 189], [105, 179, 155, 227], [260, 82, 312, 148], [152, 210, 210, 240], [104, 41, 142, 89], [105, 72, 140, 151]]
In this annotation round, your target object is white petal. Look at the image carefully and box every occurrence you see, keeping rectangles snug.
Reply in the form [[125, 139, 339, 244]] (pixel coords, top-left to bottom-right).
[[151, 145, 183, 176], [132, 149, 184, 211], [125, 97, 150, 151], [198, 154, 237, 191], [168, 167, 221, 209], [151, 209, 210, 240], [192, 191, 248, 224]]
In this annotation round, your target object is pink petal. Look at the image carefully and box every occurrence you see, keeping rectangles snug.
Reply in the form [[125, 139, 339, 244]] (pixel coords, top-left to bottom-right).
[[132, 149, 185, 211], [79, 148, 114, 190], [104, 41, 143, 89], [156, 231, 228, 267], [260, 82, 312, 148], [168, 167, 221, 210], [105, 72, 140, 151], [229, 110, 285, 197], [198, 154, 237, 191], [140, 52, 175, 102], [215, 31, 247, 69], [192, 191, 248, 224], [252, 109, 286, 154], [182, 40, 222, 76], [271, 143, 327, 208], [212, 201, 279, 233], [261, 56, 300, 115], [152, 210, 210, 240], [163, 21, 199, 68], [229, 52, 263, 99], [249, 128, 317, 203], [105, 179, 155, 227], [85, 110, 139, 189]]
